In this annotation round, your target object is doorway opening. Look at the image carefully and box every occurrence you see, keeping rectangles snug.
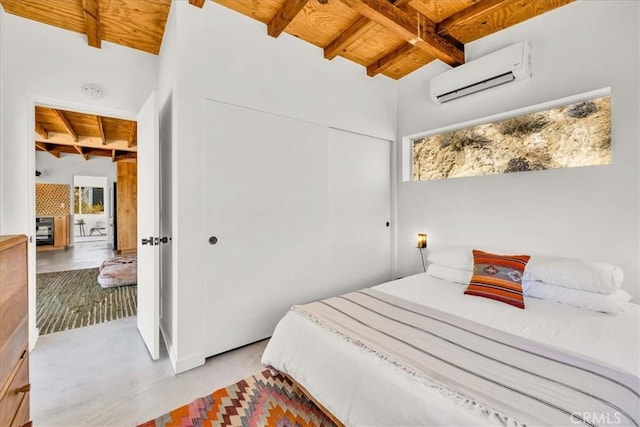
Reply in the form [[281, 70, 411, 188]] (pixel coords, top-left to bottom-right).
[[33, 104, 138, 336]]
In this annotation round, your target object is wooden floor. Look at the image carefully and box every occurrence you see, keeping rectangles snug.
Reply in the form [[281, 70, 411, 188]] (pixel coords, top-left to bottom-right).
[[31, 316, 268, 426], [36, 241, 117, 273]]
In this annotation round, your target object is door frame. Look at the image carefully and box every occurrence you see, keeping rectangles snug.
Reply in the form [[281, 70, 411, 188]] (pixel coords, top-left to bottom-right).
[[26, 95, 138, 350]]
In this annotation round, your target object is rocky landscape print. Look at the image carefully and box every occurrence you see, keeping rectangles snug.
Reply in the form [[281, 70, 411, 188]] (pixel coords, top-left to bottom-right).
[[413, 96, 611, 180]]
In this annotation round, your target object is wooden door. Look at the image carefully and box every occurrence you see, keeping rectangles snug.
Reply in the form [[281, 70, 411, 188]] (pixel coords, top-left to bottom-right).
[[116, 162, 137, 253]]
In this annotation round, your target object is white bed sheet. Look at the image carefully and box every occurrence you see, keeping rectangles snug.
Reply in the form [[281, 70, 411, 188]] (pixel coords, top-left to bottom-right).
[[261, 273, 640, 426]]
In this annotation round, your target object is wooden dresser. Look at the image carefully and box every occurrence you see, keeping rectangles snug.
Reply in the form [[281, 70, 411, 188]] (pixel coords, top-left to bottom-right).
[[0, 235, 31, 427]]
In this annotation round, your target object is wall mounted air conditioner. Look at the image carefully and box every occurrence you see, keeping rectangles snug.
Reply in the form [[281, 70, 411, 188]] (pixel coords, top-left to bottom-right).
[[430, 41, 531, 104]]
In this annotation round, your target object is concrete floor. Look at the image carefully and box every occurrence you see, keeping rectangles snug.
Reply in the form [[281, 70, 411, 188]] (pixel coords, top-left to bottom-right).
[[32, 242, 269, 426], [36, 241, 117, 273], [31, 316, 268, 426]]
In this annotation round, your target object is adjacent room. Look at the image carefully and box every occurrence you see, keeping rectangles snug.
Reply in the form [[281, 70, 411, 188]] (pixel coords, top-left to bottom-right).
[[0, 0, 638, 426], [34, 107, 139, 337]]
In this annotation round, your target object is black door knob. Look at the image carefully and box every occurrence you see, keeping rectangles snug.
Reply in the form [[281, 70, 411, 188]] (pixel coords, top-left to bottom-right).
[[209, 236, 218, 245]]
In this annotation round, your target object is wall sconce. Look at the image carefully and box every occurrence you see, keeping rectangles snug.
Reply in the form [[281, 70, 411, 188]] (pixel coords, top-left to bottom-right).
[[417, 233, 427, 249]]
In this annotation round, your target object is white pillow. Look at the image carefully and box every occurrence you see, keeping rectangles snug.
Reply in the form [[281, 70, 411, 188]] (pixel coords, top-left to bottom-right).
[[524, 256, 624, 294], [524, 279, 632, 314], [427, 247, 474, 272], [426, 263, 472, 284]]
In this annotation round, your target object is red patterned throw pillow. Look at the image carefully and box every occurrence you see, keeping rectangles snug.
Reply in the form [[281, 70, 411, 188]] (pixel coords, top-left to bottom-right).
[[464, 250, 531, 309]]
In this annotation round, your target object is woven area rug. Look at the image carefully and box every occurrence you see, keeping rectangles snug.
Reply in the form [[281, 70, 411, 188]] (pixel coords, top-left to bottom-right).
[[37, 268, 137, 335], [139, 370, 337, 427]]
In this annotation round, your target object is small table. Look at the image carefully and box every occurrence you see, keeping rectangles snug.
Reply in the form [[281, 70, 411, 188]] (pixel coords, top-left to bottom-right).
[[75, 219, 86, 236]]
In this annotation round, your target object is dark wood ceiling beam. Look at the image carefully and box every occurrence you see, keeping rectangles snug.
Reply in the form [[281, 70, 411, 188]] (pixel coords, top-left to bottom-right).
[[367, 43, 414, 77], [73, 145, 89, 160], [96, 115, 106, 144], [267, 0, 310, 38], [35, 122, 48, 139], [52, 109, 79, 142], [82, 0, 102, 49], [338, 0, 464, 65], [114, 152, 138, 162], [35, 142, 60, 158], [324, 0, 412, 60], [188, 0, 206, 7], [128, 122, 137, 148], [436, 0, 509, 37], [84, 148, 111, 158]]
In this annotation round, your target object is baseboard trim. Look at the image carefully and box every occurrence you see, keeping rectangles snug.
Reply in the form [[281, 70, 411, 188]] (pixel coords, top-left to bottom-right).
[[159, 323, 205, 374], [174, 352, 205, 374]]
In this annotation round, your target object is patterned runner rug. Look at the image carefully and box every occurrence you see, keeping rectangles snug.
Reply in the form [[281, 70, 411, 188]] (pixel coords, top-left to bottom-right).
[[37, 267, 137, 335], [139, 370, 337, 427]]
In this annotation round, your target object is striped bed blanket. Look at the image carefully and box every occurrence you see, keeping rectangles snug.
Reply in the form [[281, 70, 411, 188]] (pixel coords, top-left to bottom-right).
[[292, 289, 640, 427]]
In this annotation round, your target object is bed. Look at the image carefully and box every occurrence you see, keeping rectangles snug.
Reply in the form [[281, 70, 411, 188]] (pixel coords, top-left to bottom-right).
[[262, 250, 640, 427]]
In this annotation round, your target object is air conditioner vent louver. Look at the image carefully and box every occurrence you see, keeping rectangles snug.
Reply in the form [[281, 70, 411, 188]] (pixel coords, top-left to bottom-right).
[[430, 42, 531, 104]]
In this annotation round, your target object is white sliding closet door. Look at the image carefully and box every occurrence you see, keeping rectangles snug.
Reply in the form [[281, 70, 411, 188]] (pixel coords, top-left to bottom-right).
[[328, 128, 391, 288], [203, 101, 329, 357], [203, 100, 391, 357]]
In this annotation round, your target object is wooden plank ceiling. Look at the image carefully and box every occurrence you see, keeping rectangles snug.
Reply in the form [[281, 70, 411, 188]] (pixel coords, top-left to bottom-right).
[[35, 106, 137, 162], [0, 0, 171, 54], [204, 0, 574, 79], [1, 0, 573, 79]]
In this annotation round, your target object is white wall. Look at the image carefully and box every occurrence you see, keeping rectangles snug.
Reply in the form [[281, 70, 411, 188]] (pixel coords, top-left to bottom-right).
[[162, 2, 397, 372], [0, 12, 158, 348], [36, 152, 116, 245], [395, 1, 640, 301]]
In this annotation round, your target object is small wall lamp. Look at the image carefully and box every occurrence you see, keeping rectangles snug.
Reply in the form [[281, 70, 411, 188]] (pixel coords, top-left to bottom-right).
[[417, 233, 427, 249]]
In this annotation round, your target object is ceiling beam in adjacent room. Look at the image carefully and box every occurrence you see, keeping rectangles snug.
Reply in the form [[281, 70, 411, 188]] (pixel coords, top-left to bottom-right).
[[52, 109, 79, 142], [96, 115, 106, 144], [73, 145, 89, 160], [114, 151, 138, 162], [128, 122, 137, 148], [35, 142, 60, 158], [189, 0, 206, 7], [35, 122, 49, 139]]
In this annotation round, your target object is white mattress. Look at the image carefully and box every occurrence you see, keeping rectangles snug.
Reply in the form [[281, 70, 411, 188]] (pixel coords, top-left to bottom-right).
[[262, 273, 640, 426]]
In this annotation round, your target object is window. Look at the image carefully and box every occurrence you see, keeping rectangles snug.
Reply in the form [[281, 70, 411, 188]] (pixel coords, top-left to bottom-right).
[[74, 186, 104, 214]]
